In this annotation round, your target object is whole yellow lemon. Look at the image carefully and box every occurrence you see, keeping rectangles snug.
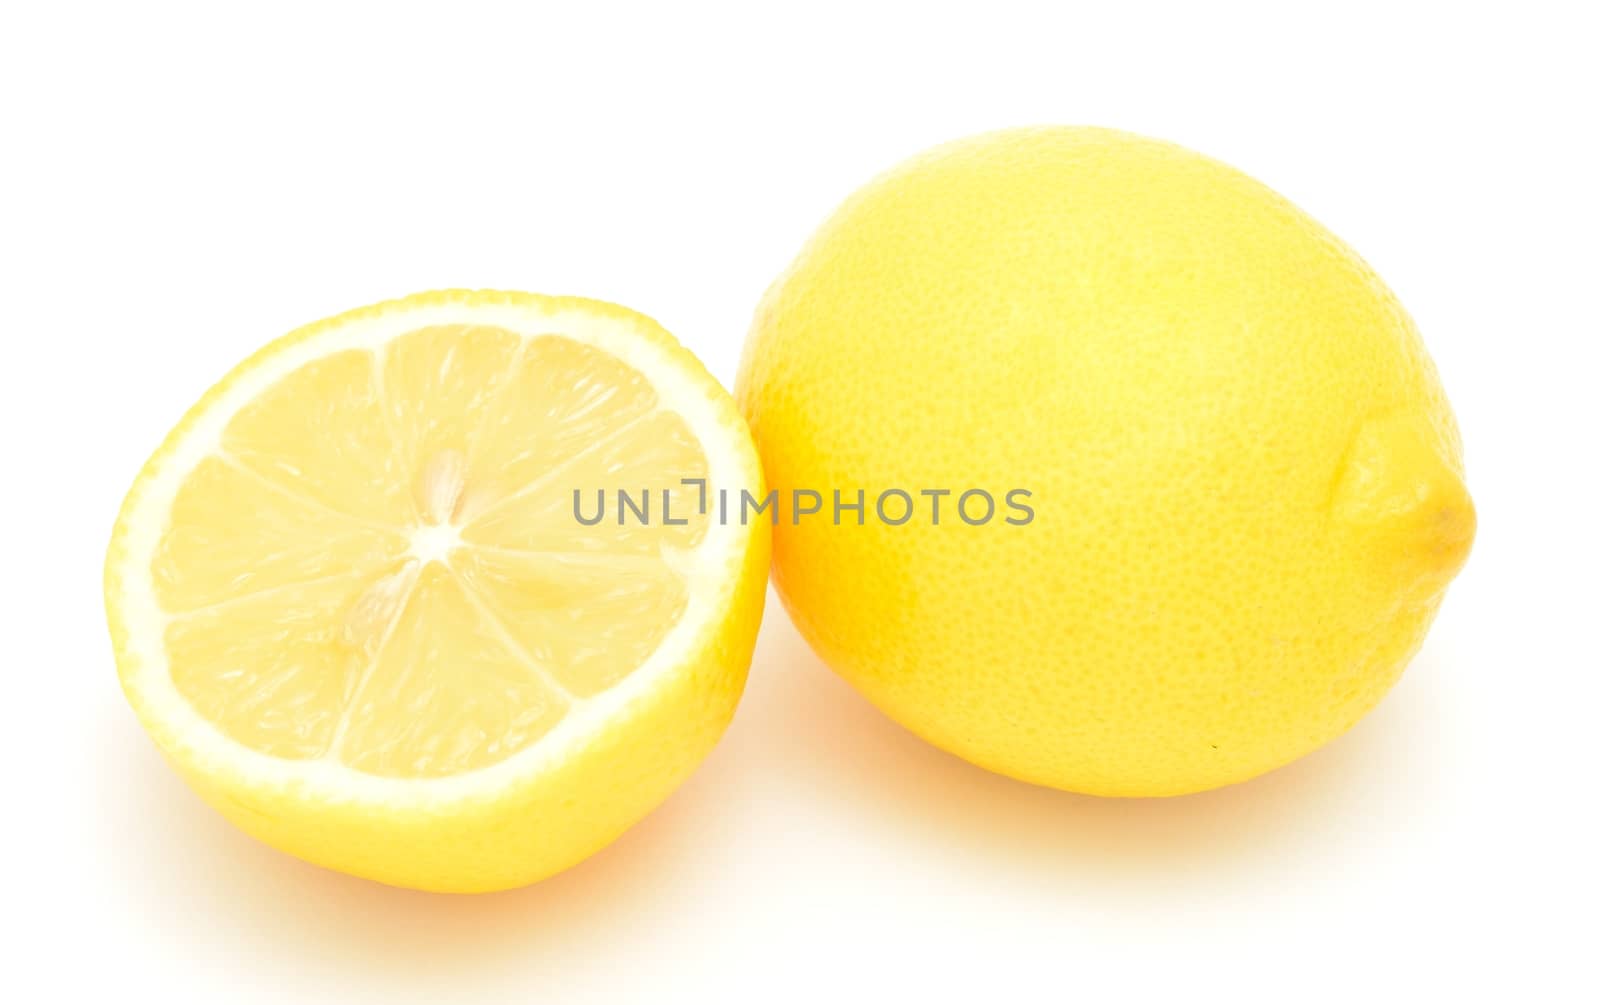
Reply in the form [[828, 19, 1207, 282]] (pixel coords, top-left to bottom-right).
[[736, 127, 1475, 797]]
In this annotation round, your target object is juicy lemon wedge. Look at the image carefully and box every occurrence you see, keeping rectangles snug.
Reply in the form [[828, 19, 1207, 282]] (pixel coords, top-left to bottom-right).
[[105, 290, 768, 892]]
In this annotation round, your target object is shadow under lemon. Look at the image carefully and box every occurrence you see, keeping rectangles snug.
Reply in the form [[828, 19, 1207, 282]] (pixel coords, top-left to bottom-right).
[[99, 585, 1448, 980]]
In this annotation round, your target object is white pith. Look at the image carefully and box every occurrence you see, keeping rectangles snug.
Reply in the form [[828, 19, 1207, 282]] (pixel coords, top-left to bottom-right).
[[108, 297, 755, 809]]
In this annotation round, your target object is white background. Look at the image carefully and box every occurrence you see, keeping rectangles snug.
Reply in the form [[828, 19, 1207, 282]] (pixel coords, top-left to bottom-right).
[[3, 2, 1596, 1001]]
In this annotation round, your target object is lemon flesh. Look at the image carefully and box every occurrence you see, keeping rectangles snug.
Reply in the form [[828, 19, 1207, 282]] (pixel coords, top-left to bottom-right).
[[107, 291, 768, 891], [738, 127, 1475, 797]]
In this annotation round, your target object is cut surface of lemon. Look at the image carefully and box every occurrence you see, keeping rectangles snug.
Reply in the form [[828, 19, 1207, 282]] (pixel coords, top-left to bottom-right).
[[106, 290, 768, 892]]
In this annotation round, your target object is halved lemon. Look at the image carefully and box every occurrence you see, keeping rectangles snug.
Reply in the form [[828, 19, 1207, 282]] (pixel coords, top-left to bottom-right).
[[105, 290, 768, 892]]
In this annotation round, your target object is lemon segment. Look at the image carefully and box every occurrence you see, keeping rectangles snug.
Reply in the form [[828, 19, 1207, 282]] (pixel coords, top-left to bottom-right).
[[107, 290, 768, 891], [335, 562, 571, 779], [222, 348, 416, 526], [164, 571, 388, 761], [151, 456, 410, 612]]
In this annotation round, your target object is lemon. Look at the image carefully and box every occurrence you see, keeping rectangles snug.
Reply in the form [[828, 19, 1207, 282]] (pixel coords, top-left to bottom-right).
[[105, 290, 768, 891], [737, 127, 1475, 797]]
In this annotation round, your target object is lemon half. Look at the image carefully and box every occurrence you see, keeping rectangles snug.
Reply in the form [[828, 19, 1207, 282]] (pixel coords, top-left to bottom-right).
[[106, 290, 767, 892]]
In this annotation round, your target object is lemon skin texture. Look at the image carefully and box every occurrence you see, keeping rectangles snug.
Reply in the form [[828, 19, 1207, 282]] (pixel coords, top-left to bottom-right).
[[736, 128, 1475, 798]]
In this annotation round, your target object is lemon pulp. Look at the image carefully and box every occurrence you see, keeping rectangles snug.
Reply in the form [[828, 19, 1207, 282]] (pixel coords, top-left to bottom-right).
[[157, 328, 708, 776]]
